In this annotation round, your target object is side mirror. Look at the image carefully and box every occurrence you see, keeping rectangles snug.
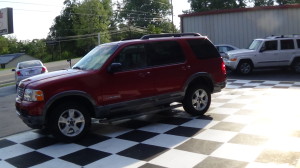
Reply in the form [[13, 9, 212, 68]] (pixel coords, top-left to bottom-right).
[[260, 46, 266, 52], [107, 63, 122, 73]]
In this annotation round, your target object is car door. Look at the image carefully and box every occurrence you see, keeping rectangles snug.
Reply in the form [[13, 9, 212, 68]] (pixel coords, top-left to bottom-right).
[[101, 44, 155, 108], [254, 40, 279, 67], [277, 39, 296, 66], [146, 41, 188, 96]]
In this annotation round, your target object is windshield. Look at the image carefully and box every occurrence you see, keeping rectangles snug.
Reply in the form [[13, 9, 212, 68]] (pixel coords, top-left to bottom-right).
[[73, 44, 118, 70], [248, 40, 263, 50]]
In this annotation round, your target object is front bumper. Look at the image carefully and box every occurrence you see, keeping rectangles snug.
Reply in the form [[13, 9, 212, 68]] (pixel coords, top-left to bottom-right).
[[16, 110, 44, 129], [224, 59, 238, 70], [213, 81, 227, 93]]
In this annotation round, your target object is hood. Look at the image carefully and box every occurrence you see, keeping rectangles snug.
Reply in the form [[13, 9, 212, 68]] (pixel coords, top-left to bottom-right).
[[227, 49, 256, 56], [19, 69, 87, 87]]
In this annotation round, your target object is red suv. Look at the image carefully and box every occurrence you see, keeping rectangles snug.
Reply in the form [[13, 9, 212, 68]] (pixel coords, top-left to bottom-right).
[[16, 33, 226, 141]]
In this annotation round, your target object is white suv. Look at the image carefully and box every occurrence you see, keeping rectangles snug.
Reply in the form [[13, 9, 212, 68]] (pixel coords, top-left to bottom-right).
[[224, 35, 300, 75]]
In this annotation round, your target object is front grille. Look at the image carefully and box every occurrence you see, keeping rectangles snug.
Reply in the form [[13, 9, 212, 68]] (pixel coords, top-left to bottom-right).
[[17, 87, 25, 99]]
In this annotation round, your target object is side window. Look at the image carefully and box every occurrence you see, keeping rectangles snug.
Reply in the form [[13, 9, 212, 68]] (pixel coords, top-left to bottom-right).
[[263, 40, 277, 51], [297, 39, 300, 48], [147, 41, 185, 66], [281, 40, 295, 50], [218, 46, 228, 53], [113, 44, 147, 71], [187, 39, 220, 59]]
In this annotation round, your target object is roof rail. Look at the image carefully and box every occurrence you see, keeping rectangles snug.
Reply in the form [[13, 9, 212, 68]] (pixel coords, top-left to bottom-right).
[[140, 33, 201, 40], [266, 34, 300, 39]]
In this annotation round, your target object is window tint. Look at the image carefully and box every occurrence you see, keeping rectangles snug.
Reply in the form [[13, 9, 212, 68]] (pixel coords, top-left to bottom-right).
[[281, 40, 295, 50], [187, 39, 220, 59], [147, 41, 185, 66], [263, 40, 277, 51], [114, 44, 147, 71], [297, 39, 300, 48]]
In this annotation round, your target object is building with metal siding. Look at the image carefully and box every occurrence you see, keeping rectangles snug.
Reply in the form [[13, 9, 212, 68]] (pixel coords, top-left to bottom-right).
[[179, 4, 300, 48]]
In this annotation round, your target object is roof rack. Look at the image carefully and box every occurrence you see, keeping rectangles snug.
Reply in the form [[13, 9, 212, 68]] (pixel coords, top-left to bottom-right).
[[140, 33, 201, 40], [266, 34, 300, 39]]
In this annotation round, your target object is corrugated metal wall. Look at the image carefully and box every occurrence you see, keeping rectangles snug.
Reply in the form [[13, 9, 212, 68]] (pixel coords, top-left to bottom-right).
[[181, 7, 300, 48]]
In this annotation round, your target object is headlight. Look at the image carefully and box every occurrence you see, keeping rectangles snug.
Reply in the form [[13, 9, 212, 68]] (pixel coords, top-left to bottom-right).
[[23, 89, 44, 102]]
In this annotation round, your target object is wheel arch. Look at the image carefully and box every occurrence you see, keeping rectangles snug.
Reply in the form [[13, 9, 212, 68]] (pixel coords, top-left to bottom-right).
[[291, 56, 300, 65], [184, 73, 214, 94], [238, 58, 254, 67], [43, 91, 96, 124]]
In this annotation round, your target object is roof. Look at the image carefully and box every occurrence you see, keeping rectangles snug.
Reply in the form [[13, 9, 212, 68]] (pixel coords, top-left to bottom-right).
[[0, 53, 26, 64], [179, 4, 300, 18]]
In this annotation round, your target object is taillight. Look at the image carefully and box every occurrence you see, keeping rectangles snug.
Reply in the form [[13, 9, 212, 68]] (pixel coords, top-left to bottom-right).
[[221, 61, 226, 74], [41, 67, 47, 73], [16, 71, 22, 76]]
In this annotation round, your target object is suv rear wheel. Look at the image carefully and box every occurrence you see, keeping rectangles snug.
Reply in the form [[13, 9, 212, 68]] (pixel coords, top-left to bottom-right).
[[292, 60, 300, 73], [49, 102, 91, 142], [183, 84, 211, 116], [237, 61, 253, 75]]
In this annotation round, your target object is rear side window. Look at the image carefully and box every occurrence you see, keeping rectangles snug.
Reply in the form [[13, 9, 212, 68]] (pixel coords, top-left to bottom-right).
[[297, 39, 300, 48], [281, 40, 295, 50], [147, 41, 185, 66], [187, 39, 220, 59]]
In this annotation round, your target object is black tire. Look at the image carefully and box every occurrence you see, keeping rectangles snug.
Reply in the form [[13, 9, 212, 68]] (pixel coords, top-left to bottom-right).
[[183, 84, 211, 116], [48, 102, 91, 142], [292, 60, 300, 73], [237, 61, 253, 75]]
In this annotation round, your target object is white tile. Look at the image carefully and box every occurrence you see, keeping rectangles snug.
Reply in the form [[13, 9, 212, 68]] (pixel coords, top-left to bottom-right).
[[246, 162, 295, 168], [181, 119, 219, 129], [30, 159, 81, 168], [233, 80, 251, 83], [85, 155, 146, 168], [89, 138, 137, 154], [0, 144, 33, 160], [37, 143, 85, 158], [142, 134, 189, 148], [262, 81, 280, 84], [6, 131, 44, 143], [149, 149, 206, 168], [211, 143, 263, 162], [208, 107, 239, 115], [266, 137, 300, 152], [223, 115, 255, 124], [0, 161, 17, 168], [193, 129, 238, 142], [138, 123, 177, 133]]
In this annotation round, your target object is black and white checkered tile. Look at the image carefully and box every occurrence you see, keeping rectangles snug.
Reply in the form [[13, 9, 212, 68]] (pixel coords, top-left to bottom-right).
[[1, 79, 300, 168]]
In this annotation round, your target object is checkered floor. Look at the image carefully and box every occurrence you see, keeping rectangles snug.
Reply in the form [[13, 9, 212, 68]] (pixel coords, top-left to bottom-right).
[[1, 79, 300, 168]]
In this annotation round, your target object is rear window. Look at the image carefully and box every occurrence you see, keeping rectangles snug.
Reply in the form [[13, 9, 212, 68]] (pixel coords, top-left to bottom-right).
[[18, 61, 42, 69], [280, 39, 295, 50], [187, 39, 220, 59]]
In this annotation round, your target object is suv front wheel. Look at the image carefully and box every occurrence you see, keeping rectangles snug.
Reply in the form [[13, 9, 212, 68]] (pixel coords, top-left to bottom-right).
[[237, 61, 253, 75], [183, 84, 211, 116], [292, 60, 300, 73], [49, 102, 91, 142]]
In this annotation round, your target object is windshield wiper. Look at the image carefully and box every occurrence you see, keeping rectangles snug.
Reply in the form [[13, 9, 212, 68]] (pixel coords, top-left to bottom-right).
[[73, 66, 81, 70]]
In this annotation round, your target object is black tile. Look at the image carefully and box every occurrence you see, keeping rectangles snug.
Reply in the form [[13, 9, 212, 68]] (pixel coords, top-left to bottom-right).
[[158, 117, 191, 125], [75, 133, 111, 146], [175, 138, 222, 155], [211, 122, 245, 132], [22, 137, 58, 150], [117, 144, 167, 161], [117, 120, 151, 129], [116, 130, 159, 142], [0, 139, 16, 148], [256, 149, 300, 166], [194, 156, 248, 168], [60, 148, 111, 166], [229, 133, 268, 146], [250, 81, 264, 83], [139, 163, 167, 168], [165, 126, 201, 137], [6, 151, 53, 168]]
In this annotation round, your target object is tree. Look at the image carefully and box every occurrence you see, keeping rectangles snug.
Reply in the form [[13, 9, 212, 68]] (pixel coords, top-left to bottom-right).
[[188, 0, 248, 12], [118, 0, 176, 37], [276, 0, 300, 5], [253, 0, 275, 6]]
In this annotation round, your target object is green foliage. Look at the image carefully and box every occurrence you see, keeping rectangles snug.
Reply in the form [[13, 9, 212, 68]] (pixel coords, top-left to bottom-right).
[[188, 0, 246, 12]]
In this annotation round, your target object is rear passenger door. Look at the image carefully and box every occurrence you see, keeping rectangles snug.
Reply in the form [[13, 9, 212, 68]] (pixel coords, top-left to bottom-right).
[[146, 41, 188, 95], [278, 39, 296, 66]]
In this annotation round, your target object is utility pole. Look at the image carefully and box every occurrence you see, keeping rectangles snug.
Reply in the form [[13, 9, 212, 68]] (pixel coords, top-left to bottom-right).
[[170, 0, 174, 33], [98, 33, 101, 45]]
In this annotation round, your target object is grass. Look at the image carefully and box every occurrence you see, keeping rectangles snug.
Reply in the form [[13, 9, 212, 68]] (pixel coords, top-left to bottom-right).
[[0, 82, 15, 88]]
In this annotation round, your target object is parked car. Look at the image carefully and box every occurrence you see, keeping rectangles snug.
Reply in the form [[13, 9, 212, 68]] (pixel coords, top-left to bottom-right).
[[224, 35, 300, 75], [12, 60, 48, 88], [215, 44, 239, 58], [15, 33, 227, 142]]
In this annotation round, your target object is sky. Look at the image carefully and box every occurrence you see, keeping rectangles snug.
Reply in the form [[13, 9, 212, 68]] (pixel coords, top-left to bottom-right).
[[1, 0, 190, 41]]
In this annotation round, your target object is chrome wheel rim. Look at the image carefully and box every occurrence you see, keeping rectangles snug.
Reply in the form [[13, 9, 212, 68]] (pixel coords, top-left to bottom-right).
[[58, 109, 85, 137], [192, 89, 208, 111], [240, 63, 251, 74]]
